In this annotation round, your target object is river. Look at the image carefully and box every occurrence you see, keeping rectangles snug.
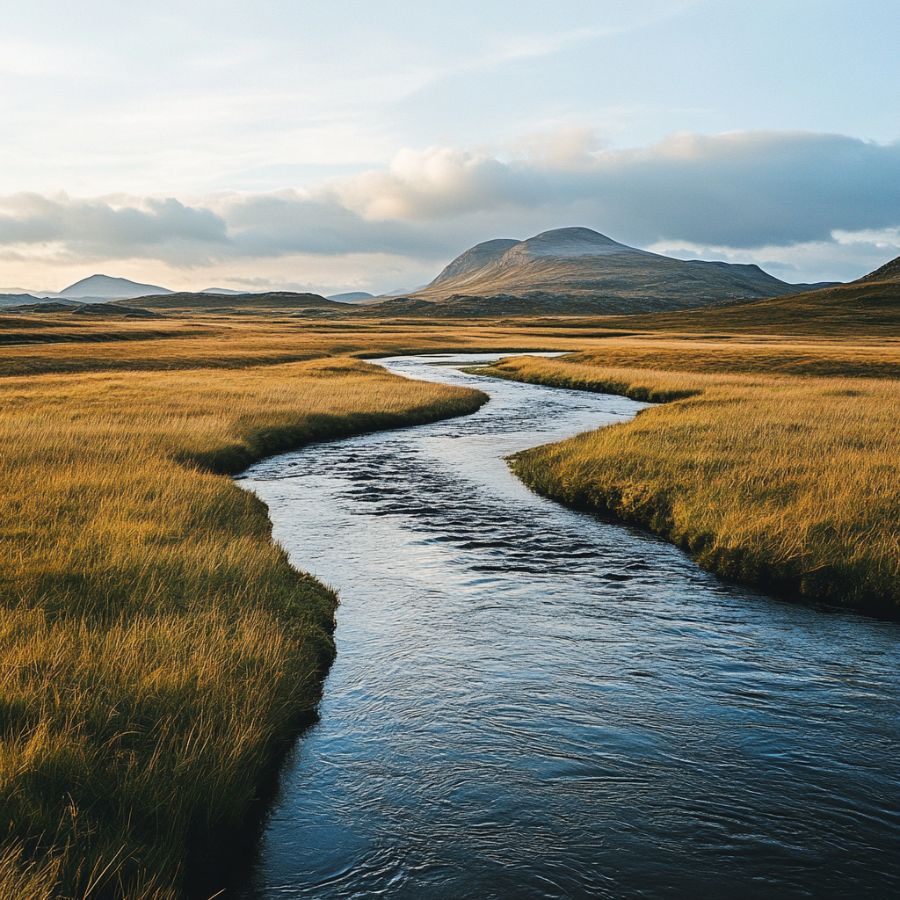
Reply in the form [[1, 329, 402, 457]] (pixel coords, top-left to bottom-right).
[[236, 353, 900, 899]]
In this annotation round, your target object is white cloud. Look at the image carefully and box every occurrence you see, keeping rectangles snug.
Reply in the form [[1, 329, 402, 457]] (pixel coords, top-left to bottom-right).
[[0, 130, 898, 288]]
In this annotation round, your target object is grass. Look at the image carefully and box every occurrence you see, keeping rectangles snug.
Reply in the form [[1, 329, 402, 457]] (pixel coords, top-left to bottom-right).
[[3, 305, 898, 895], [0, 313, 592, 377], [479, 350, 899, 613], [610, 275, 900, 335], [0, 350, 486, 898]]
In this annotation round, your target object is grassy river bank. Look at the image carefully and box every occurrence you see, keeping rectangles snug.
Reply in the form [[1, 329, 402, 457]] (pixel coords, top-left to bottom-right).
[[478, 347, 899, 615], [2, 305, 897, 895], [0, 328, 493, 898]]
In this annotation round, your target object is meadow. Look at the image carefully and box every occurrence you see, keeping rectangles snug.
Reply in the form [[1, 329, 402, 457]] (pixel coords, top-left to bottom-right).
[[481, 346, 899, 613], [0, 323, 497, 898], [1, 307, 897, 896], [1, 310, 661, 898]]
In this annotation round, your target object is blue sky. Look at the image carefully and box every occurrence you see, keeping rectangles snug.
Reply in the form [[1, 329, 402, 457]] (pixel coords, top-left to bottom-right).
[[0, 0, 897, 292]]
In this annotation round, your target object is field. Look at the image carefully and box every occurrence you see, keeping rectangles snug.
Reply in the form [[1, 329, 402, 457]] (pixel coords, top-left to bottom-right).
[[480, 340, 899, 613], [0, 316, 512, 898], [2, 304, 898, 896]]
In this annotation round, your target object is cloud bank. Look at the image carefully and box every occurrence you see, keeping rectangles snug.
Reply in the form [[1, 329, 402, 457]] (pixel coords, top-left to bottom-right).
[[1, 130, 898, 286]]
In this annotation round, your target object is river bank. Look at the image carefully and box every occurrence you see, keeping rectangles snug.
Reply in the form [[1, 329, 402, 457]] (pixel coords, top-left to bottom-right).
[[0, 357, 485, 899], [477, 352, 899, 615], [238, 353, 900, 898]]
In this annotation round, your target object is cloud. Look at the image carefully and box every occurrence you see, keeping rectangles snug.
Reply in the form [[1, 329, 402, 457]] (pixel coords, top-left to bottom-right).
[[0, 130, 897, 283], [223, 191, 446, 257], [0, 193, 228, 264], [329, 131, 900, 249]]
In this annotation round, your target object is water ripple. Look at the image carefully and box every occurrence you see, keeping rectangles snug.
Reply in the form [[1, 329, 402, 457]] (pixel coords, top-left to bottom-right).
[[238, 353, 900, 899]]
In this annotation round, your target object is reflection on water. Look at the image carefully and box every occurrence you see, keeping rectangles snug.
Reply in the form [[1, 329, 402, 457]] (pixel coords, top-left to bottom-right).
[[238, 354, 900, 899]]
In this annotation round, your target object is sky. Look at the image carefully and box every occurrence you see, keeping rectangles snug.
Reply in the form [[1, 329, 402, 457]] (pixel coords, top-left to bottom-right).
[[0, 0, 898, 294]]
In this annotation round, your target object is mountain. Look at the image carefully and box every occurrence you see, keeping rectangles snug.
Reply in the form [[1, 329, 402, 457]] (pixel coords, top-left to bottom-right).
[[857, 254, 900, 283], [617, 254, 900, 336], [410, 227, 831, 313], [0, 293, 42, 308], [59, 274, 173, 300], [430, 238, 519, 284], [328, 291, 376, 303]]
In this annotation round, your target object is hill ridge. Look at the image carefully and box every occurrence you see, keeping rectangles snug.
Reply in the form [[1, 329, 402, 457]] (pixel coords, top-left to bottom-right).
[[410, 227, 830, 313]]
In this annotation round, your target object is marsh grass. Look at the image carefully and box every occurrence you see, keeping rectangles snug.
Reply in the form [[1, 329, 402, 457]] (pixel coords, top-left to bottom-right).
[[0, 313, 591, 378], [3, 310, 897, 895], [482, 352, 899, 613], [0, 356, 485, 897]]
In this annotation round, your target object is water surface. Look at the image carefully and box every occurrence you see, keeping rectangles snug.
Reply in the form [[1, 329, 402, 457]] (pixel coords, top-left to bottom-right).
[[239, 353, 900, 898]]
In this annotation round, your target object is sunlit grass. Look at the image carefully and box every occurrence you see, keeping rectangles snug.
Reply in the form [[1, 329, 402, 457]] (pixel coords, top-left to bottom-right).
[[482, 351, 900, 612], [0, 355, 485, 897], [3, 309, 897, 895]]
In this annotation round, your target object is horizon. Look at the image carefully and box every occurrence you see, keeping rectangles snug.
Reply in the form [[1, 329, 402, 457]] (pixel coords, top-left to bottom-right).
[[1, 0, 898, 293], [10, 225, 853, 299]]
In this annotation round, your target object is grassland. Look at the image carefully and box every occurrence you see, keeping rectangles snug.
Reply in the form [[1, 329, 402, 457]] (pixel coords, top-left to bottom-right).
[[480, 346, 899, 613], [0, 316, 502, 898], [614, 275, 900, 335], [2, 301, 898, 896], [1, 309, 668, 898], [0, 314, 594, 377]]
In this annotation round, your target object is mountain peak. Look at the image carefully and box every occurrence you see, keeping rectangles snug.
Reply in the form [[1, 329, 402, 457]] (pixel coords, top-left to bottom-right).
[[411, 225, 814, 311], [59, 274, 173, 299], [431, 238, 520, 285], [515, 227, 639, 258]]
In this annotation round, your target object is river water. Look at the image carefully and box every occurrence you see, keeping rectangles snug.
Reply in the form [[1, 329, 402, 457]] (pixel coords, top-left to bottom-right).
[[237, 353, 900, 899]]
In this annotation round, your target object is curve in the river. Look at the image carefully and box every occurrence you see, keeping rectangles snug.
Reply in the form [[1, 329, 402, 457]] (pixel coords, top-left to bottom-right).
[[237, 353, 900, 899]]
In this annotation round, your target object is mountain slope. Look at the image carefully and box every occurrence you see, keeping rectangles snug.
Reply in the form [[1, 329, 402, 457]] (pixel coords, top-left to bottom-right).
[[0, 293, 41, 308], [858, 254, 900, 284], [413, 227, 829, 312], [616, 255, 900, 335], [60, 274, 173, 300]]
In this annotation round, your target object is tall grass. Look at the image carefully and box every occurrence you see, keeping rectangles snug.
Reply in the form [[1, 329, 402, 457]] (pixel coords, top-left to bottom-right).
[[4, 310, 897, 894], [0, 313, 590, 378], [482, 353, 900, 613], [0, 357, 485, 897]]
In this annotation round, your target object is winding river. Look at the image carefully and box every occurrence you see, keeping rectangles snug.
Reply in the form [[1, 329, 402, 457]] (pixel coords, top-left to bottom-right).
[[237, 353, 900, 899]]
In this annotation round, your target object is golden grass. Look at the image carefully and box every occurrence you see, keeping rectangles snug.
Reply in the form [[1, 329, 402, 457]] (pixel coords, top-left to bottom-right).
[[0, 354, 485, 898], [558, 338, 900, 379], [483, 352, 900, 612], [0, 313, 595, 378], [3, 309, 897, 895], [615, 276, 900, 335]]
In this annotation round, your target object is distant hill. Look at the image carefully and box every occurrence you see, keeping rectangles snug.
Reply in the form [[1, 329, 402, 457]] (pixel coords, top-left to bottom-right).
[[618, 254, 900, 336], [117, 291, 345, 312], [60, 274, 173, 300], [0, 293, 42, 308], [366, 292, 611, 318], [328, 291, 376, 303], [858, 255, 900, 284], [410, 227, 832, 312]]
